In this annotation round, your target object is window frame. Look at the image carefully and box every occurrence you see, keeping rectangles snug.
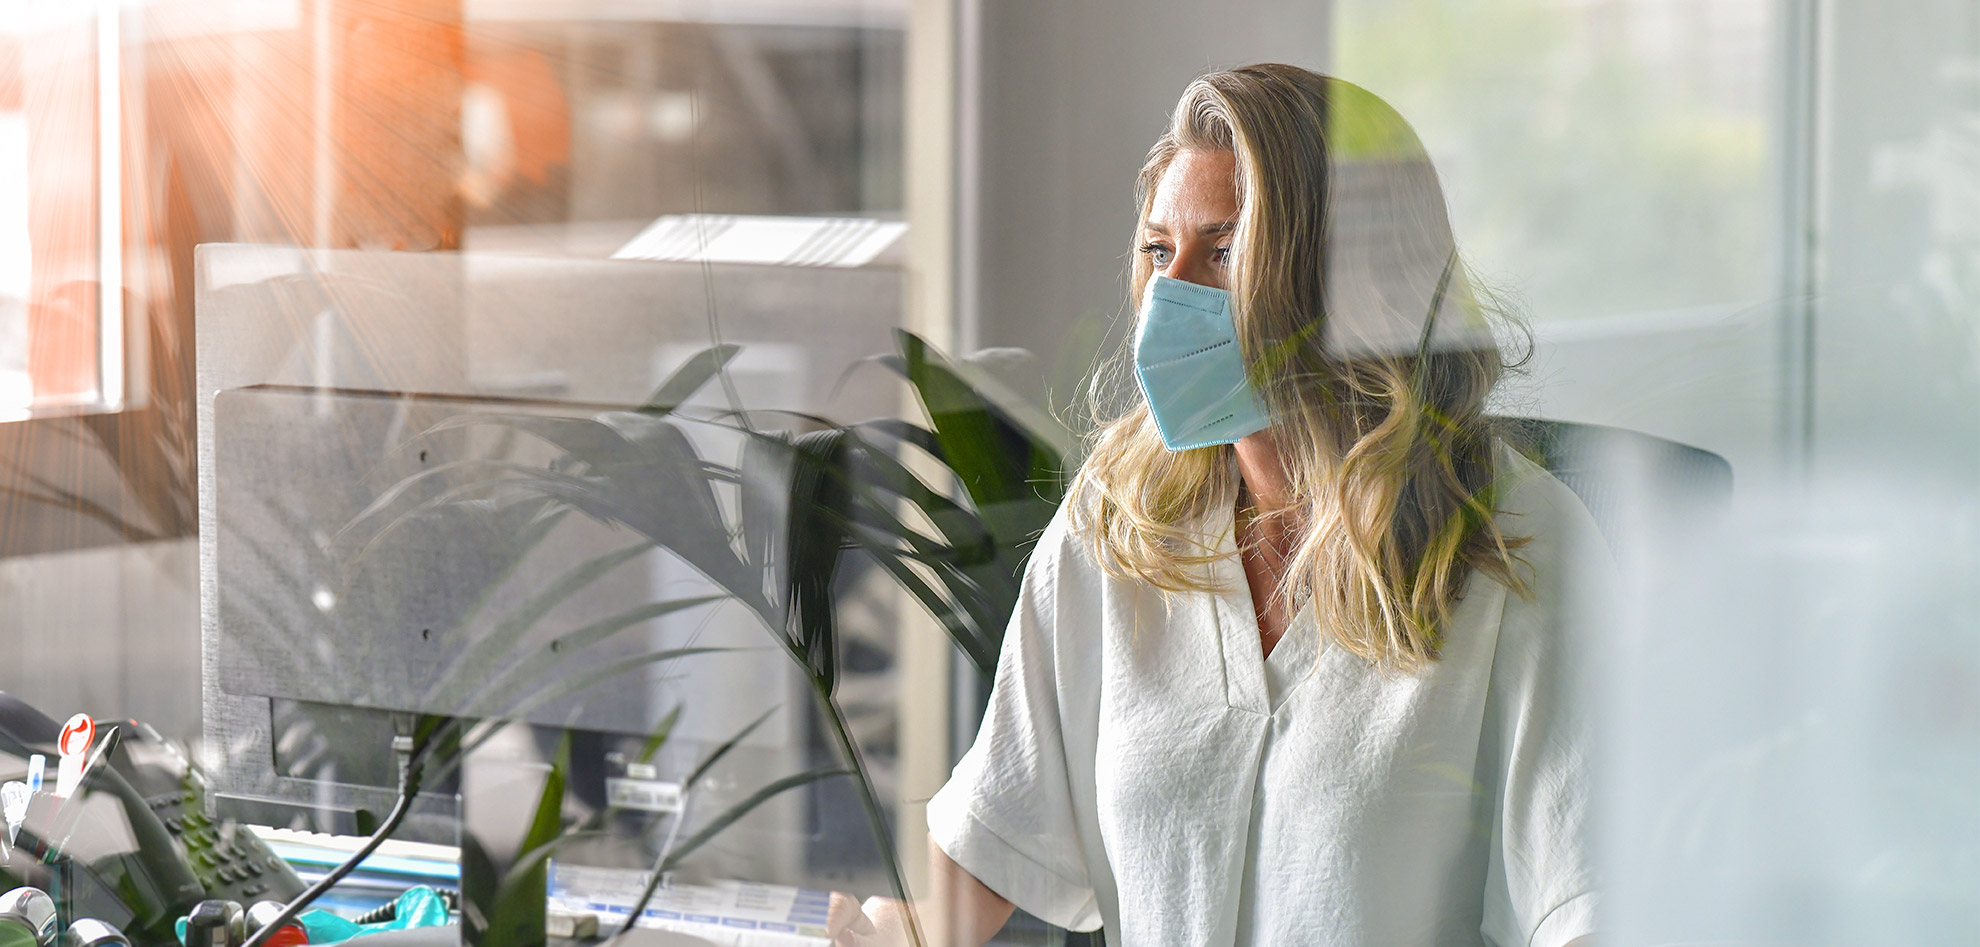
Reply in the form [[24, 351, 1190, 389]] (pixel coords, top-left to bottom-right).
[[0, 4, 192, 559]]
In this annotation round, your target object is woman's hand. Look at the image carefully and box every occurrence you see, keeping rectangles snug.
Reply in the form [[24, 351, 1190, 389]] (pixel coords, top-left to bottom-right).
[[826, 894, 913, 946], [823, 840, 1016, 947]]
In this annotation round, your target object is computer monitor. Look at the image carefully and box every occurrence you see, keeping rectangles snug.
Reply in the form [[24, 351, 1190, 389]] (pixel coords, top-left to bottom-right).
[[195, 244, 911, 888]]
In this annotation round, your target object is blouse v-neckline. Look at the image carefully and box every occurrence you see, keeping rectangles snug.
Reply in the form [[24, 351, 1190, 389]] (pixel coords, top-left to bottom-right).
[[1207, 514, 1322, 716]]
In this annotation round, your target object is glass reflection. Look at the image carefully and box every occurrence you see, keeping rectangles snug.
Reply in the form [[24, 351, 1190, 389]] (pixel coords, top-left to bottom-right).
[[0, 0, 1975, 944]]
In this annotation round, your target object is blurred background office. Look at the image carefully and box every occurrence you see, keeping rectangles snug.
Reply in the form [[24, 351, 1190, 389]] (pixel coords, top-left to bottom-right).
[[1, 0, 1978, 941]]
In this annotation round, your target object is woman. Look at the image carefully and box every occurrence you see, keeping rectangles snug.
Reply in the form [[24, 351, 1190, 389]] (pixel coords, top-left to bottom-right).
[[836, 64, 1605, 947]]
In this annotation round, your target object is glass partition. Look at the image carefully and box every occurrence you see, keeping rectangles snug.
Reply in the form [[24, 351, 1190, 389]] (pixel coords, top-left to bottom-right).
[[3, 0, 1980, 944]]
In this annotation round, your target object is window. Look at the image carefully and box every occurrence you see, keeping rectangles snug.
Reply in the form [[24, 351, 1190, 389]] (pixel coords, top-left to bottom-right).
[[1336, 0, 1778, 323], [0, 0, 127, 418]]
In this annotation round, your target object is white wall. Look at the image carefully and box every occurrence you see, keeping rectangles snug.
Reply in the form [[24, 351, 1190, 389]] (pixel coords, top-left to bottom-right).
[[0, 539, 202, 743], [1498, 304, 1788, 485]]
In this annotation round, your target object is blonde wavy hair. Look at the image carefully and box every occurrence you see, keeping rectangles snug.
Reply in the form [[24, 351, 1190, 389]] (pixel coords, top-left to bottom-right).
[[1069, 64, 1529, 671]]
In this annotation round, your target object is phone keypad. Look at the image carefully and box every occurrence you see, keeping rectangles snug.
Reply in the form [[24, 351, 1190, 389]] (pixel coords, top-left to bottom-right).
[[147, 792, 302, 904]]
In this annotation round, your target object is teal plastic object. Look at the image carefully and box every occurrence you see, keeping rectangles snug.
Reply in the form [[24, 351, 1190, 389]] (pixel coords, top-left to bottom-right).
[[178, 887, 453, 947], [301, 886, 453, 944]]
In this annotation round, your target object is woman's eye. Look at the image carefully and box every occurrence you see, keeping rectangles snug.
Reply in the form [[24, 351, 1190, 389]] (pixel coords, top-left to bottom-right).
[[1212, 245, 1232, 265], [1139, 243, 1174, 267]]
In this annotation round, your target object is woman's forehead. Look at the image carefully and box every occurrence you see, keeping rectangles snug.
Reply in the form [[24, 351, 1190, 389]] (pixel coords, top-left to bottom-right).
[[1147, 149, 1239, 230]]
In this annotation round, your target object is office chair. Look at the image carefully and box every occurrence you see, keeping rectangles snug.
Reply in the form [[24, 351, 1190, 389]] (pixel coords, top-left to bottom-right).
[[1494, 416, 1734, 555]]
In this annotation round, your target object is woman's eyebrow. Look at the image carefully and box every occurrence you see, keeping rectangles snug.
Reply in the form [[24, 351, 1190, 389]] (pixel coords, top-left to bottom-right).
[[1143, 220, 1236, 237]]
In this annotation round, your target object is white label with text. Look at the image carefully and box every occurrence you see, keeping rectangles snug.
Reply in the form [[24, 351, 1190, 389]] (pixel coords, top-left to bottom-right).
[[606, 777, 683, 814]]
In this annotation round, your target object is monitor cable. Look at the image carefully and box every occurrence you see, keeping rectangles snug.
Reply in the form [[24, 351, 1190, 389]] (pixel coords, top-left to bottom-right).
[[241, 726, 441, 947]]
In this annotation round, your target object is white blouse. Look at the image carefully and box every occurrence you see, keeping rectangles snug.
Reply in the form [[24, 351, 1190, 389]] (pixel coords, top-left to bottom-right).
[[926, 448, 1606, 946]]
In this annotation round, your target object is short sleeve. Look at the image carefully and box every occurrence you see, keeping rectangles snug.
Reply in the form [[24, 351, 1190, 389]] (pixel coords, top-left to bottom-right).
[[926, 511, 1103, 932], [1481, 464, 1611, 947]]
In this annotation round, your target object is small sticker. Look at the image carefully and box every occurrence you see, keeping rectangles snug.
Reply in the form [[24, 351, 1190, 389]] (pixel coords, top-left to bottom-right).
[[605, 777, 682, 814], [58, 714, 94, 758], [53, 714, 97, 799]]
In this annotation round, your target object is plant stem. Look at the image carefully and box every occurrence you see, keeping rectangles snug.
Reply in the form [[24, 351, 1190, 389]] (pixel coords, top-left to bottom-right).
[[810, 676, 929, 947]]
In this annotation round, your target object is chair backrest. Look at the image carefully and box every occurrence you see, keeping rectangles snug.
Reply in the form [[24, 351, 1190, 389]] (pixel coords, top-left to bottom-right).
[[1495, 416, 1734, 554]]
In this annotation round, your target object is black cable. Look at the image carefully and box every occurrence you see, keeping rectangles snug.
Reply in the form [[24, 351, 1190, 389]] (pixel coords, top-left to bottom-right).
[[240, 730, 438, 947], [238, 789, 415, 947]]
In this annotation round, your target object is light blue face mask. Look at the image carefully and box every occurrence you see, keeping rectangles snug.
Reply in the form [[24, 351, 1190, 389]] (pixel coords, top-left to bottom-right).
[[1132, 276, 1272, 451]]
